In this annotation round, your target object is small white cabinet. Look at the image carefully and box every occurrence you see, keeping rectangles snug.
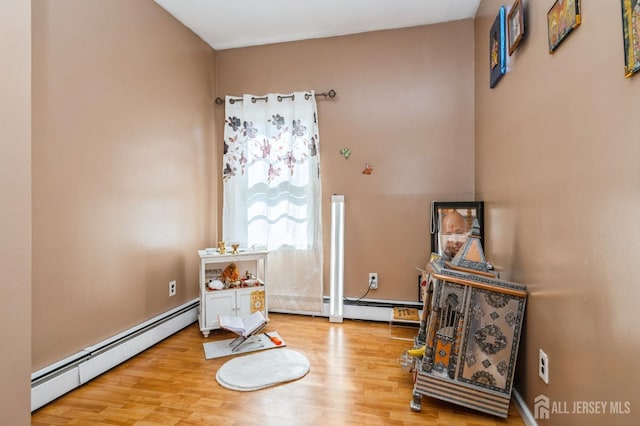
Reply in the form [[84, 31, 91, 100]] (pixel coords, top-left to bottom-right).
[[197, 249, 268, 338]]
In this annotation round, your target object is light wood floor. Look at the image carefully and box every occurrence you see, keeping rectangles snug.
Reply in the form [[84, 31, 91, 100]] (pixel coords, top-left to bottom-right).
[[32, 313, 525, 425]]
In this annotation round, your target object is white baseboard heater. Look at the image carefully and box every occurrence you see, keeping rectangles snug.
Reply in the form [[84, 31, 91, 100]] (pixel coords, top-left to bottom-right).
[[270, 297, 423, 323], [31, 298, 199, 412]]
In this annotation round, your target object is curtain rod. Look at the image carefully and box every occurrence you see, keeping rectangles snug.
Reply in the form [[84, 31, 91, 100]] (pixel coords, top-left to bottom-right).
[[214, 89, 336, 105]]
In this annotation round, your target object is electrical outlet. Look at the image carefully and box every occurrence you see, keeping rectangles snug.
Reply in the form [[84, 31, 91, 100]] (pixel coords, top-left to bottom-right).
[[169, 280, 177, 297], [539, 349, 549, 384], [369, 273, 378, 289]]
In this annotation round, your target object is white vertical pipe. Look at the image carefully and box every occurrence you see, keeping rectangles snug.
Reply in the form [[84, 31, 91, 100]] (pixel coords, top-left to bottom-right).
[[329, 195, 345, 323]]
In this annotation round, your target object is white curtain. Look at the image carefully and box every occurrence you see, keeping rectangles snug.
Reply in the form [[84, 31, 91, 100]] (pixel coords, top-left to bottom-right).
[[222, 91, 323, 313]]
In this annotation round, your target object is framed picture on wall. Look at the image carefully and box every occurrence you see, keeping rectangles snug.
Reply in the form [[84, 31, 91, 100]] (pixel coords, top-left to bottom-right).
[[547, 0, 581, 53], [508, 0, 525, 55], [430, 201, 485, 262], [620, 0, 640, 77], [489, 6, 507, 88]]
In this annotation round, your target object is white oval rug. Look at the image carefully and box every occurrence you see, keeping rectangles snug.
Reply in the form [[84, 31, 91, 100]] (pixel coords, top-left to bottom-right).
[[216, 348, 310, 391]]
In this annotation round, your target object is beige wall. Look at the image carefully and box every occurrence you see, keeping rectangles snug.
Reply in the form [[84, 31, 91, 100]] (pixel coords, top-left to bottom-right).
[[0, 1, 32, 423], [216, 21, 476, 301], [476, 1, 640, 424], [31, 0, 216, 369]]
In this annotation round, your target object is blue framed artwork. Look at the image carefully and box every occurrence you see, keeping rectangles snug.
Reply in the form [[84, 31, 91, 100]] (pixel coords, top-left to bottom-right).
[[490, 6, 507, 88]]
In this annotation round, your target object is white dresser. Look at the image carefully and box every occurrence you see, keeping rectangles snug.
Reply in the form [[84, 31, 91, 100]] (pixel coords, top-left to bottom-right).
[[197, 249, 268, 337]]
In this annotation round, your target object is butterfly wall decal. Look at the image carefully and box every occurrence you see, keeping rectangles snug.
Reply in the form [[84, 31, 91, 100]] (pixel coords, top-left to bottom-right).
[[362, 163, 374, 175], [340, 147, 351, 159]]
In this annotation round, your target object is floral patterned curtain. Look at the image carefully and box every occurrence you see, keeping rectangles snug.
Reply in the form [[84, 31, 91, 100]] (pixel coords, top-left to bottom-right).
[[223, 91, 323, 313]]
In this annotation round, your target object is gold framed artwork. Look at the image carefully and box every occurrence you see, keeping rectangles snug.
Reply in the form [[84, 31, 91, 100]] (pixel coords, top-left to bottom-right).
[[547, 0, 581, 53], [621, 0, 640, 77], [508, 0, 525, 55]]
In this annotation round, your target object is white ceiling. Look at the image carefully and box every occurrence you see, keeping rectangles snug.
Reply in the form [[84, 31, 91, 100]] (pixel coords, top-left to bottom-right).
[[154, 0, 481, 50]]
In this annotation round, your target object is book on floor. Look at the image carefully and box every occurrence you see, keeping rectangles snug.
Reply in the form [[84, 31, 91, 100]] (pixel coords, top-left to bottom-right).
[[218, 310, 267, 337]]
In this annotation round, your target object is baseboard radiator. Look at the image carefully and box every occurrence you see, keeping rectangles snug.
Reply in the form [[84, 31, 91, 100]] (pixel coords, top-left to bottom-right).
[[269, 297, 423, 323], [31, 298, 199, 412]]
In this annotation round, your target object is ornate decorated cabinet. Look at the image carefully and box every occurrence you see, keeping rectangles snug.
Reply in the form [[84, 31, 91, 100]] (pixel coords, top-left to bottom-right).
[[197, 249, 268, 338], [411, 228, 527, 418]]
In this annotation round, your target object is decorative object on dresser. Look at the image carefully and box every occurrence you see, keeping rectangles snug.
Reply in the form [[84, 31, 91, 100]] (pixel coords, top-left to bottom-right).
[[198, 249, 268, 338], [410, 221, 527, 418]]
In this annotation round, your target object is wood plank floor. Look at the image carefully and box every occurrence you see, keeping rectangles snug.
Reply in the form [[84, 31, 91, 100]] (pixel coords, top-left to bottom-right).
[[32, 313, 525, 425]]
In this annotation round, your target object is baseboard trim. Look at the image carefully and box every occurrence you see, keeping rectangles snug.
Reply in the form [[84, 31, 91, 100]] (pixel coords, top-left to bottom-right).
[[513, 388, 537, 426], [270, 299, 422, 323], [31, 298, 199, 412]]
